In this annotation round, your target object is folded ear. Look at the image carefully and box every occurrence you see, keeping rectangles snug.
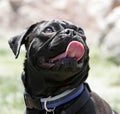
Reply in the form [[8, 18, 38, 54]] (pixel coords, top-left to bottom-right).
[[8, 32, 26, 58], [8, 23, 38, 58]]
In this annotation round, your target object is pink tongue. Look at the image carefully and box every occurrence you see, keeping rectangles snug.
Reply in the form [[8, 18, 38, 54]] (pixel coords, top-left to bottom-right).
[[50, 41, 85, 62], [66, 41, 85, 61]]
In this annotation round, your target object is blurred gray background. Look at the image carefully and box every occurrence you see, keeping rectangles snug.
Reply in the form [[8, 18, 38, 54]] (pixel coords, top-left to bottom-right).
[[1, 0, 120, 61], [0, 0, 120, 114]]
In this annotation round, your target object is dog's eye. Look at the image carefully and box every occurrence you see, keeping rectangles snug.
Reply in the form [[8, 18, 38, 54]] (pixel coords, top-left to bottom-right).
[[44, 27, 54, 33], [78, 28, 84, 34]]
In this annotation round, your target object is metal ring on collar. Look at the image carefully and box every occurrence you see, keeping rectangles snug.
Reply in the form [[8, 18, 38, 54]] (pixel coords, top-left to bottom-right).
[[44, 97, 55, 112]]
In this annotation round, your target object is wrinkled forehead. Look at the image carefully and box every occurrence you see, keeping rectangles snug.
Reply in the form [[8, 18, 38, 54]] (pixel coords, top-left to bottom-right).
[[39, 19, 78, 30]]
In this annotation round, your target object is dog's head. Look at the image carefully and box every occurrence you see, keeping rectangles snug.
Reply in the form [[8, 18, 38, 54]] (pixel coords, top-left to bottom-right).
[[9, 20, 89, 95]]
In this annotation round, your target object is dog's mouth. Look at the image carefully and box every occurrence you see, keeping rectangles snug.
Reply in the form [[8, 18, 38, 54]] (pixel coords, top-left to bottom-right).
[[37, 41, 85, 68]]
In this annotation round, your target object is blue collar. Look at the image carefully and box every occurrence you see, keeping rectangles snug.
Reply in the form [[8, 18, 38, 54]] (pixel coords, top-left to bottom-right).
[[24, 83, 91, 111], [40, 84, 84, 110]]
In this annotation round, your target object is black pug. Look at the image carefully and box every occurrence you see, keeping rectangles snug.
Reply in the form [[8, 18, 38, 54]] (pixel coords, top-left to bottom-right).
[[8, 20, 117, 114]]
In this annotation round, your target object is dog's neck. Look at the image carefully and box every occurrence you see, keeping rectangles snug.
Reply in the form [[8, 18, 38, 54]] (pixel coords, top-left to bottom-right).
[[23, 59, 89, 97]]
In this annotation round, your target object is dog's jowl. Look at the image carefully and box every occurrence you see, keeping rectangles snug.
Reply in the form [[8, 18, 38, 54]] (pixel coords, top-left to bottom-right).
[[8, 20, 118, 114]]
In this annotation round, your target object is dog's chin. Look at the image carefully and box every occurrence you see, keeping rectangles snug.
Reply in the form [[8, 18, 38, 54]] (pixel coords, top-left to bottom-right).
[[37, 57, 84, 70]]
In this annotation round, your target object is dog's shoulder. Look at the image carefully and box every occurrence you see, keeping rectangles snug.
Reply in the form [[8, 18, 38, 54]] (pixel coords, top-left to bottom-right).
[[90, 92, 114, 114]]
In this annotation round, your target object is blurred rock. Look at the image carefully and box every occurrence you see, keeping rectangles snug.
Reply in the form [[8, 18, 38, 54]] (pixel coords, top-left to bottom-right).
[[99, 7, 120, 65], [0, 0, 13, 29], [9, 0, 23, 12], [0, 0, 97, 34], [0, 0, 120, 64]]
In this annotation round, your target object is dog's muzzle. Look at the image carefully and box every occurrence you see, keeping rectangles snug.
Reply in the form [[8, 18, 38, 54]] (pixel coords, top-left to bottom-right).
[[50, 41, 84, 62], [29, 29, 85, 70]]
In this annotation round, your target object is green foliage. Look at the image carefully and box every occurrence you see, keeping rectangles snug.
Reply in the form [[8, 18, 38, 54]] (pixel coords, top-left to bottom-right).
[[89, 46, 120, 113], [0, 38, 25, 114], [89, 46, 120, 86], [0, 76, 24, 114]]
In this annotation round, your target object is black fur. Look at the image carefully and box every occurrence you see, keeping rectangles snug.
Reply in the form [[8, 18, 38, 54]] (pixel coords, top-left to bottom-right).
[[8, 20, 117, 114]]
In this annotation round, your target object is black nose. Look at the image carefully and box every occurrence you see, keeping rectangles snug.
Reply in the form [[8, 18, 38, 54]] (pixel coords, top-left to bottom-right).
[[64, 29, 77, 37]]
